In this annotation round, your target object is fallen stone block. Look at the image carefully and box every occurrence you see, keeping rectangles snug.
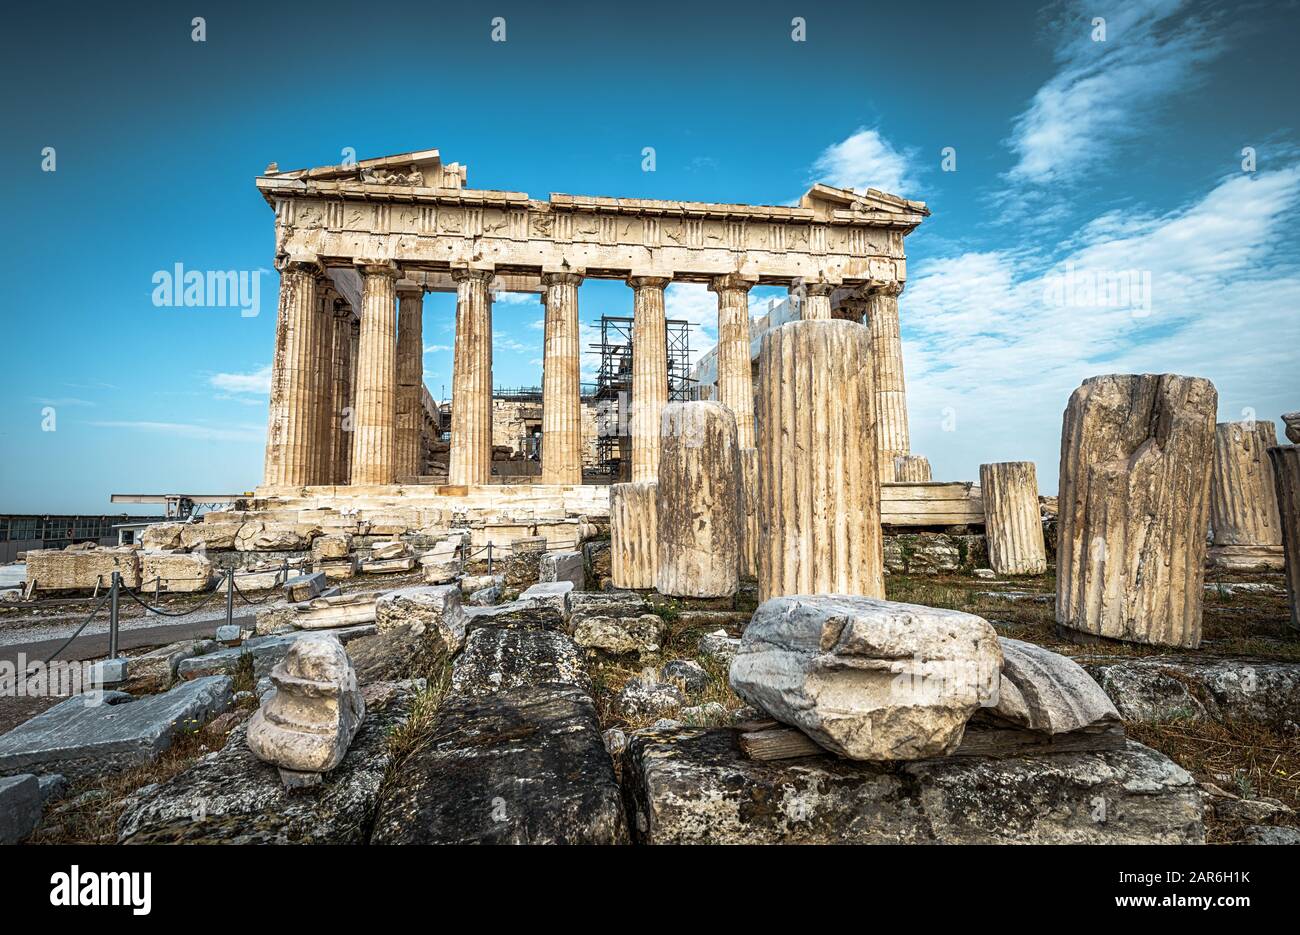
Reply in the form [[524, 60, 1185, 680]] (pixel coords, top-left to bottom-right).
[[0, 774, 41, 844], [617, 676, 684, 719], [1081, 655, 1300, 726], [519, 581, 573, 615], [360, 556, 416, 574], [142, 552, 215, 593], [698, 629, 742, 664], [451, 627, 591, 697], [175, 627, 375, 684], [181, 522, 242, 551], [622, 727, 1203, 844], [127, 639, 217, 683], [140, 523, 187, 552], [465, 598, 564, 632], [376, 585, 467, 653], [117, 681, 420, 843], [370, 541, 409, 561], [564, 589, 647, 627], [370, 684, 628, 844], [235, 522, 314, 552], [25, 547, 141, 592], [573, 614, 666, 657], [0, 677, 233, 781], [311, 534, 353, 561], [317, 558, 357, 581], [992, 637, 1119, 734], [729, 595, 1001, 760], [284, 571, 326, 602], [540, 551, 585, 589]]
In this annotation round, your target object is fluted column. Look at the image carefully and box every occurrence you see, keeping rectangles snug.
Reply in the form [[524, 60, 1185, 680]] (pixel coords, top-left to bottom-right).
[[710, 274, 756, 449], [894, 454, 932, 482], [629, 276, 669, 482], [262, 256, 322, 487], [349, 260, 399, 485], [866, 282, 910, 483], [611, 481, 657, 589], [795, 280, 834, 321], [541, 272, 583, 485], [310, 282, 338, 485], [342, 317, 359, 484], [756, 319, 883, 601], [979, 462, 1047, 575], [1209, 420, 1285, 569], [327, 301, 354, 484], [449, 268, 494, 486], [394, 281, 425, 482], [1267, 445, 1300, 632]]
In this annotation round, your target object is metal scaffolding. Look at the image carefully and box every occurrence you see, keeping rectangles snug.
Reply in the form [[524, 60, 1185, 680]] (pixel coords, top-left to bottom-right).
[[588, 315, 694, 477]]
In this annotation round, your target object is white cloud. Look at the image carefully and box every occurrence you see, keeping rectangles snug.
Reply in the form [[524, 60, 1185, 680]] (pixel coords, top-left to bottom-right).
[[210, 366, 271, 396], [811, 127, 916, 196], [1006, 0, 1221, 186], [91, 420, 265, 443], [904, 165, 1300, 492], [423, 343, 451, 354]]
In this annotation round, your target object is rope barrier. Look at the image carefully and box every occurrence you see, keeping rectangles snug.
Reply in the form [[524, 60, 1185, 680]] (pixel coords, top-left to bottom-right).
[[231, 575, 275, 606], [119, 579, 228, 617], [40, 588, 112, 665]]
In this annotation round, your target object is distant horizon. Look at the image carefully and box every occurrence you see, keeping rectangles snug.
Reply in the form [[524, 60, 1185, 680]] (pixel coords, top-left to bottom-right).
[[3, 0, 1297, 512]]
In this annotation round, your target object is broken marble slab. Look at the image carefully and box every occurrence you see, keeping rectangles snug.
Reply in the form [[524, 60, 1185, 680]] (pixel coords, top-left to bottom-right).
[[0, 676, 233, 781], [623, 726, 1203, 844], [572, 614, 667, 657], [1081, 655, 1300, 726], [118, 680, 420, 843], [519, 580, 573, 615], [284, 571, 326, 602], [175, 627, 375, 684], [360, 556, 416, 574], [728, 595, 1002, 761], [375, 585, 467, 654], [370, 683, 627, 845], [540, 550, 585, 589], [369, 541, 409, 561], [254, 594, 377, 635], [991, 637, 1119, 734], [451, 627, 591, 698], [0, 774, 42, 844]]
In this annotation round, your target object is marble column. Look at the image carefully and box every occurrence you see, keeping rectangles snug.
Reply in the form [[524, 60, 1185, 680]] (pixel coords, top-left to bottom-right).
[[709, 274, 756, 450], [796, 280, 834, 321], [979, 461, 1047, 575], [894, 454, 933, 482], [611, 480, 657, 589], [262, 256, 322, 487], [1268, 445, 1300, 633], [866, 282, 910, 483], [541, 272, 583, 485], [629, 276, 670, 483], [310, 282, 338, 485], [328, 300, 354, 485], [1209, 420, 1285, 569], [342, 317, 359, 484], [449, 268, 494, 486], [394, 281, 425, 482], [349, 261, 399, 485]]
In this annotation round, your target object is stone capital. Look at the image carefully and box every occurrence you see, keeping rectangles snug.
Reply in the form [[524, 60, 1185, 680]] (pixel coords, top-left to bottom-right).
[[792, 279, 836, 297], [627, 276, 671, 290], [869, 280, 905, 299], [708, 273, 757, 295], [354, 259, 399, 279], [279, 253, 323, 276], [541, 271, 584, 287], [451, 267, 496, 284], [395, 278, 424, 296]]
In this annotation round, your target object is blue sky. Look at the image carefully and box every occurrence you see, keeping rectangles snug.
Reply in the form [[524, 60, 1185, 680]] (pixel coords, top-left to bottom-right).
[[2, 0, 1297, 512]]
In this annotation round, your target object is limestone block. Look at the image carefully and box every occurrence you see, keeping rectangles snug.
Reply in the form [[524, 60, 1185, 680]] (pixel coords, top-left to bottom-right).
[[142, 552, 215, 593], [317, 557, 357, 581], [247, 636, 366, 783], [0, 775, 42, 844], [755, 320, 883, 601], [610, 481, 657, 590], [572, 614, 666, 657], [979, 462, 1047, 576], [728, 595, 1001, 760], [370, 540, 409, 560], [360, 556, 416, 574], [539, 551, 585, 589], [292, 593, 378, 630], [1208, 421, 1284, 570], [655, 401, 742, 598], [235, 522, 312, 552], [141, 523, 187, 551], [311, 533, 353, 561], [1283, 411, 1300, 444], [894, 455, 932, 483], [181, 521, 241, 551], [1268, 445, 1300, 632], [25, 547, 141, 592], [1056, 374, 1217, 648], [375, 584, 467, 653], [284, 571, 327, 603]]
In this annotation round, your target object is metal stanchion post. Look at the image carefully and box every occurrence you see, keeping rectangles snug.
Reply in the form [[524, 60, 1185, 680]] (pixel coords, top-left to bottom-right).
[[109, 571, 120, 659], [225, 568, 234, 628], [487, 542, 494, 575]]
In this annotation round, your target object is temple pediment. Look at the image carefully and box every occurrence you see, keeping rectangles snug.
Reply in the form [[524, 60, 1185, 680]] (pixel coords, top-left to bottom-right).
[[263, 148, 468, 190], [799, 183, 929, 225]]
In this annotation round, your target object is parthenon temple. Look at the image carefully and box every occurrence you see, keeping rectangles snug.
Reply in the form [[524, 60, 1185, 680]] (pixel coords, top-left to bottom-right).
[[252, 148, 963, 528]]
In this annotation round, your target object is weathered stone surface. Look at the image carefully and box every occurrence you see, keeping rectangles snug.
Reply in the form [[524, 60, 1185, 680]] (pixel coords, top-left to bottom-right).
[[359, 556, 416, 574], [1057, 374, 1217, 648], [257, 593, 376, 634], [317, 557, 357, 581], [1082, 655, 1300, 726], [893, 454, 932, 483], [0, 677, 233, 781], [630, 276, 670, 482], [729, 595, 1001, 760], [1284, 412, 1300, 444], [609, 481, 657, 590], [662, 659, 712, 694], [375, 584, 466, 652], [539, 550, 585, 589], [247, 636, 366, 780], [118, 680, 419, 843], [370, 540, 408, 561], [573, 614, 666, 657], [617, 676, 685, 718], [979, 461, 1047, 576], [236, 522, 314, 552], [883, 533, 961, 574], [311, 533, 353, 561], [451, 627, 591, 697], [0, 774, 41, 844], [140, 522, 187, 551], [756, 319, 883, 601], [698, 629, 741, 664], [993, 638, 1118, 733], [1269, 445, 1300, 632], [128, 638, 217, 683], [1244, 825, 1300, 845], [565, 588, 647, 627], [623, 728, 1203, 844], [584, 539, 612, 588], [656, 401, 742, 598], [469, 583, 503, 605], [181, 521, 241, 551], [142, 551, 215, 593], [866, 284, 911, 481], [464, 597, 563, 632], [25, 547, 141, 592], [519, 580, 574, 615], [284, 570, 327, 602], [176, 627, 375, 683], [371, 684, 628, 844], [1209, 421, 1285, 570]]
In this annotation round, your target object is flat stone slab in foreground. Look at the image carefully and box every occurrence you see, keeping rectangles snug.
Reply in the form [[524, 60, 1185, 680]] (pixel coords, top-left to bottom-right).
[[1081, 655, 1300, 726], [371, 683, 628, 844], [0, 676, 233, 781], [117, 681, 420, 843], [623, 727, 1203, 844]]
